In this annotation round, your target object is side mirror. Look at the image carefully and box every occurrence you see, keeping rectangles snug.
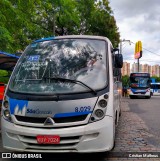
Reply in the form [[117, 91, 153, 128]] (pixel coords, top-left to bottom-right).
[[115, 54, 123, 68], [113, 48, 119, 54]]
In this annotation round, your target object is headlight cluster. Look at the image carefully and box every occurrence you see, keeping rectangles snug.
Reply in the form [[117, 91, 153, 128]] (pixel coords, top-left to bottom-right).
[[90, 94, 108, 122], [2, 96, 12, 122], [146, 88, 150, 92]]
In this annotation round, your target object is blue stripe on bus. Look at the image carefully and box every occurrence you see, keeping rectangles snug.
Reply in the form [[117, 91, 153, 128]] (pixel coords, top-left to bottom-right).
[[54, 111, 92, 118], [9, 98, 28, 114], [33, 37, 55, 43]]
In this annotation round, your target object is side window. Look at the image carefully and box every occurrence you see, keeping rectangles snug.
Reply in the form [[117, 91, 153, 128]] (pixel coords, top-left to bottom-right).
[[110, 46, 115, 70], [111, 46, 122, 81], [110, 46, 117, 82]]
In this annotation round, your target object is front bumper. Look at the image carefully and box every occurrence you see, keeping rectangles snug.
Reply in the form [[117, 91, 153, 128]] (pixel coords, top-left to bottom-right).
[[1, 116, 114, 153], [129, 90, 150, 97]]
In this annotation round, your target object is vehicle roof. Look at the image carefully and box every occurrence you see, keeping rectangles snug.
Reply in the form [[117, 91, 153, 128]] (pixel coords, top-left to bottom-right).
[[33, 35, 111, 44], [0, 51, 20, 71], [130, 72, 150, 74], [151, 82, 160, 84]]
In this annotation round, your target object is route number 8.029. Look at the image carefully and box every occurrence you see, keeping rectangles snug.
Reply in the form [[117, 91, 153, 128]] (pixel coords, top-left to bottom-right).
[[75, 106, 91, 112]]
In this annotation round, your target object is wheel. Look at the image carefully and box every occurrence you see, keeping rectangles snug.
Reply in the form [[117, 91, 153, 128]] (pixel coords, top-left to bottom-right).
[[129, 95, 134, 99], [119, 109, 121, 117], [111, 115, 116, 151], [145, 96, 151, 99]]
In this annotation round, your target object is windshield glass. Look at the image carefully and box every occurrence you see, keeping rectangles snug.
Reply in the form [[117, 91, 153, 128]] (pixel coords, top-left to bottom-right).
[[9, 38, 107, 94], [130, 77, 150, 88], [151, 84, 160, 89]]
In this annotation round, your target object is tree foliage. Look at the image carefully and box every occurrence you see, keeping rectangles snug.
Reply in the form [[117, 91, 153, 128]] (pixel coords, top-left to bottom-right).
[[122, 75, 129, 87], [151, 76, 160, 82], [0, 70, 9, 83], [0, 0, 120, 52]]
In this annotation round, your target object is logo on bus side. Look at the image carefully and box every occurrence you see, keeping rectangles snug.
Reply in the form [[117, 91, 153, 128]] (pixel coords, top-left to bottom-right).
[[9, 98, 29, 116], [26, 109, 52, 115]]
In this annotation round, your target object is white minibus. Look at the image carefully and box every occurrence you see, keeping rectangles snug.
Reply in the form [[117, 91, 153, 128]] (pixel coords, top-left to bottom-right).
[[1, 35, 123, 152]]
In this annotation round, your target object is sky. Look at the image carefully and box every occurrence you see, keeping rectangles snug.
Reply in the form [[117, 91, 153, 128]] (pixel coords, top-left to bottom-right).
[[109, 0, 160, 66]]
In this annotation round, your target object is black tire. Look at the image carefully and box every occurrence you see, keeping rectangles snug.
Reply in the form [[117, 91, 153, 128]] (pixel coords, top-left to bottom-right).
[[119, 109, 121, 117], [129, 95, 134, 99], [111, 117, 116, 151], [145, 96, 151, 99]]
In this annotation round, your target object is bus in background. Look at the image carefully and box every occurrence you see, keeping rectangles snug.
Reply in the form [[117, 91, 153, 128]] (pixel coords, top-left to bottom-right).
[[1, 35, 123, 153], [150, 82, 160, 96], [129, 72, 151, 99]]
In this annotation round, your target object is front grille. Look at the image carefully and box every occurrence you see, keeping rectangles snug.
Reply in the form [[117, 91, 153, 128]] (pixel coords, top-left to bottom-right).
[[15, 115, 88, 124], [15, 115, 46, 123], [27, 143, 76, 147], [21, 135, 80, 140], [18, 135, 81, 150], [134, 92, 146, 94], [54, 115, 87, 123]]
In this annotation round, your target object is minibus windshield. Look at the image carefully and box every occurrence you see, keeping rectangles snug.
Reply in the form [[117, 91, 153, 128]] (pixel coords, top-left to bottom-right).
[[9, 38, 107, 94]]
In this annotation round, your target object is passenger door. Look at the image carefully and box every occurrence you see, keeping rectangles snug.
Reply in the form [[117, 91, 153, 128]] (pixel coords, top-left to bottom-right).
[[111, 47, 119, 122]]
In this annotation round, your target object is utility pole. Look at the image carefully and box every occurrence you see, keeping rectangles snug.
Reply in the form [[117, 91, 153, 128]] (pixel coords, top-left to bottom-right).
[[135, 41, 142, 72], [138, 58, 139, 72], [120, 39, 131, 54]]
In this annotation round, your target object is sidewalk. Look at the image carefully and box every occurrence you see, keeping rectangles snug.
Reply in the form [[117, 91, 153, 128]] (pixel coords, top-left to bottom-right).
[[107, 98, 160, 160]]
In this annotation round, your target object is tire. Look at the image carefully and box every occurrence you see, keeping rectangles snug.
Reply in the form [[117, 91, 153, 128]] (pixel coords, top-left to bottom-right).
[[145, 96, 151, 99], [129, 95, 134, 99], [111, 116, 116, 151], [119, 109, 121, 117]]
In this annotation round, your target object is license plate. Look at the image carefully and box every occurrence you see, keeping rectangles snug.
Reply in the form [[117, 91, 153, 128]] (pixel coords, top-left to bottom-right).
[[37, 135, 60, 144]]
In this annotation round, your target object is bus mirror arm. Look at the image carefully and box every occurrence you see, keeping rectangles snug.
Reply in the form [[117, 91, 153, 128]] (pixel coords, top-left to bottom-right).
[[112, 48, 119, 54]]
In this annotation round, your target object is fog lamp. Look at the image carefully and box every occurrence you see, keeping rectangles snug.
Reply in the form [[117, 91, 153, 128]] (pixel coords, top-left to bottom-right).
[[95, 109, 104, 118], [3, 100, 9, 108], [98, 99, 107, 108], [4, 109, 11, 118]]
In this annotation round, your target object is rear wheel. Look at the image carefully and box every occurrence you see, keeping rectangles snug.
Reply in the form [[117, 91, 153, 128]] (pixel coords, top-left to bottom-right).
[[145, 95, 151, 99], [111, 113, 117, 151], [129, 95, 134, 99]]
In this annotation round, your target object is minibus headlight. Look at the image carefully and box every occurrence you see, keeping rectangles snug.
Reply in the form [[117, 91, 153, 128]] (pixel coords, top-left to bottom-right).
[[2, 96, 12, 122], [146, 88, 150, 92], [3, 100, 9, 108], [98, 99, 107, 108], [4, 109, 10, 118], [89, 94, 108, 123], [95, 109, 104, 118]]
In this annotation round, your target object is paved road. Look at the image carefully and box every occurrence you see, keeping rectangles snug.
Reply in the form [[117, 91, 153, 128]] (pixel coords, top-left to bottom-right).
[[0, 96, 160, 161], [129, 96, 160, 149]]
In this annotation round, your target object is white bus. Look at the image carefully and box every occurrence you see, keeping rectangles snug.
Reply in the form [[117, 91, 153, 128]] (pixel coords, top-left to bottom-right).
[[150, 82, 160, 96], [129, 72, 151, 99], [1, 35, 123, 153]]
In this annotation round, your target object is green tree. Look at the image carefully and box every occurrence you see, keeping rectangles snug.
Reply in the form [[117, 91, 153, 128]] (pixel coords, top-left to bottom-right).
[[122, 75, 129, 87], [0, 70, 9, 83], [151, 76, 160, 82], [0, 0, 120, 52]]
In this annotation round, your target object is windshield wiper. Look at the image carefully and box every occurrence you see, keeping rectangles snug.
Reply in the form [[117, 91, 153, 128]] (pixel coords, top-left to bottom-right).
[[44, 77, 97, 95]]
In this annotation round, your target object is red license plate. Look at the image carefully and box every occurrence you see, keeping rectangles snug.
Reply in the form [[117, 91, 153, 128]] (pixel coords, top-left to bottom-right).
[[37, 135, 60, 144]]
